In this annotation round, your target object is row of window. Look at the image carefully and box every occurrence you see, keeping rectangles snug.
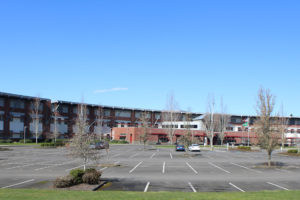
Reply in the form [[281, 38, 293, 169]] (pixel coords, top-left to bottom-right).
[[162, 124, 198, 129]]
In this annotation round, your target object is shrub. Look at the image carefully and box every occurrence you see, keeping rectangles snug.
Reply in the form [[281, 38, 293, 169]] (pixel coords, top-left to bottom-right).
[[119, 140, 129, 144], [0, 139, 13, 143], [44, 139, 52, 143], [23, 139, 33, 143], [237, 146, 251, 151], [85, 168, 97, 173], [82, 170, 102, 184], [53, 175, 74, 188], [287, 149, 298, 154], [69, 169, 84, 184]]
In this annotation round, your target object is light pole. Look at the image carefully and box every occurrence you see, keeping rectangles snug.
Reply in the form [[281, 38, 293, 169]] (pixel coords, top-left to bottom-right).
[[23, 126, 27, 144]]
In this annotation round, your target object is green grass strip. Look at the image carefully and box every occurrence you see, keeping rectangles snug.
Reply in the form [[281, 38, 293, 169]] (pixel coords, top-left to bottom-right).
[[1, 189, 300, 200]]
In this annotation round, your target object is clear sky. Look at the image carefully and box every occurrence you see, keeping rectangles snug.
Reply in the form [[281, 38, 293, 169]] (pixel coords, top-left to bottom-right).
[[0, 0, 299, 116]]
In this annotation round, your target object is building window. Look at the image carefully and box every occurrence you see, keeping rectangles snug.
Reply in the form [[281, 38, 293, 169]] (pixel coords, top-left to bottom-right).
[[10, 99, 25, 109], [73, 107, 77, 114], [155, 113, 161, 119], [291, 129, 295, 133], [0, 98, 4, 107], [30, 102, 43, 111], [297, 129, 300, 133], [115, 110, 131, 118], [61, 105, 68, 113], [238, 127, 242, 131], [104, 109, 111, 116]]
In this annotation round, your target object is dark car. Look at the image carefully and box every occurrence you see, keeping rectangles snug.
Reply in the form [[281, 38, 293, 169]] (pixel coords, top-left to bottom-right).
[[175, 144, 185, 151], [90, 141, 106, 149]]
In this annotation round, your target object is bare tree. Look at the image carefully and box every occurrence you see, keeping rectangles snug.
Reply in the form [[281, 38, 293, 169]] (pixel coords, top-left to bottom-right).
[[217, 98, 231, 145], [94, 107, 104, 140], [179, 112, 193, 153], [254, 88, 279, 167], [162, 93, 180, 145], [69, 104, 99, 171], [52, 103, 59, 144], [139, 111, 151, 150], [278, 105, 289, 152], [203, 95, 216, 151], [32, 97, 41, 144]]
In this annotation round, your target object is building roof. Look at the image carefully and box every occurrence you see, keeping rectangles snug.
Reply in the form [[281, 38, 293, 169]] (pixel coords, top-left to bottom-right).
[[0, 92, 50, 101]]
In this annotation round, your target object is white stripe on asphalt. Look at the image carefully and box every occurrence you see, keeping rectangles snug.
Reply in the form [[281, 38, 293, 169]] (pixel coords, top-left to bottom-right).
[[188, 182, 197, 192], [7, 160, 53, 170], [129, 161, 143, 173], [267, 182, 289, 191], [100, 167, 108, 171], [34, 160, 78, 171], [65, 165, 84, 172], [144, 182, 150, 192], [129, 153, 139, 159], [230, 162, 262, 173], [2, 179, 35, 189], [170, 153, 173, 159], [229, 182, 245, 192], [111, 154, 121, 158], [150, 153, 156, 159], [162, 162, 166, 174], [208, 162, 231, 174], [186, 162, 198, 174]]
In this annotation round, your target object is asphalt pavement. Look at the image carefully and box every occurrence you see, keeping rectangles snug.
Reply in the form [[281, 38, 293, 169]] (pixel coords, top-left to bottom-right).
[[0, 145, 300, 192]]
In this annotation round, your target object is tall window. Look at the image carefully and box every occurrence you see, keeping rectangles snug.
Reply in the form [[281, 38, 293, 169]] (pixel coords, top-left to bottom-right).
[[115, 110, 131, 118], [0, 98, 4, 107], [10, 99, 25, 109]]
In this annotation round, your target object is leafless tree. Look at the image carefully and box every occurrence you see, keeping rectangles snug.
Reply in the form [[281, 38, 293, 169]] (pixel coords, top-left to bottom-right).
[[94, 107, 104, 140], [52, 103, 59, 143], [278, 105, 289, 152], [179, 112, 193, 153], [203, 95, 216, 151], [69, 104, 99, 171], [32, 97, 41, 144], [162, 93, 180, 144], [254, 88, 279, 167], [139, 111, 151, 150], [216, 98, 231, 145]]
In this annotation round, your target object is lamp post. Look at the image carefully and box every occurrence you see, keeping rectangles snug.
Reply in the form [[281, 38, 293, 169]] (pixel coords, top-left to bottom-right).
[[23, 126, 27, 144]]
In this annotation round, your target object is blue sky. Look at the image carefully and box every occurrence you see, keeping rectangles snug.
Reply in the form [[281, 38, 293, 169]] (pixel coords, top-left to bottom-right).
[[0, 0, 299, 116]]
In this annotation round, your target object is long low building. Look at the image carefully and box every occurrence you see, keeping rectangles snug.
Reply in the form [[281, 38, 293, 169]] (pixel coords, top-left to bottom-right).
[[1, 91, 300, 146]]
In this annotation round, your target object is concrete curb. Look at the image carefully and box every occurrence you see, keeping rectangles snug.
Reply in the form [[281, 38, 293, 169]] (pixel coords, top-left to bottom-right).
[[92, 181, 108, 191]]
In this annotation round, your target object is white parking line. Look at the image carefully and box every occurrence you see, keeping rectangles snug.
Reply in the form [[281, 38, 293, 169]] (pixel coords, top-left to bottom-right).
[[274, 168, 292, 173], [144, 182, 150, 192], [129, 161, 143, 173], [170, 153, 173, 159], [34, 160, 78, 171], [186, 162, 198, 174], [7, 160, 53, 170], [150, 153, 156, 159], [208, 162, 231, 174], [111, 153, 121, 158], [229, 182, 245, 192], [230, 162, 262, 173], [162, 162, 166, 174], [100, 167, 108, 171], [65, 165, 84, 172], [188, 182, 197, 192], [267, 182, 289, 191], [2, 179, 35, 188], [129, 153, 139, 159]]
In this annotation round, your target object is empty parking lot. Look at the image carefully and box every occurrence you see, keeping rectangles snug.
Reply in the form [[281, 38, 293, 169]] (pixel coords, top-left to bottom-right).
[[1, 145, 300, 192]]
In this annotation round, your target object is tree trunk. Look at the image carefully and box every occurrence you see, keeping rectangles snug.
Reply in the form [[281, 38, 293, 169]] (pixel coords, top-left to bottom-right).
[[210, 135, 213, 151], [268, 152, 272, 167]]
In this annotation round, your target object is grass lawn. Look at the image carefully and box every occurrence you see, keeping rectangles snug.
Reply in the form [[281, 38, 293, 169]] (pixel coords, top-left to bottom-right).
[[0, 143, 40, 146], [1, 189, 300, 200], [154, 145, 176, 148]]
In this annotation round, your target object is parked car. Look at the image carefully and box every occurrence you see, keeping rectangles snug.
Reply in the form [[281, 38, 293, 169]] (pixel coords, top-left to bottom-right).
[[90, 141, 105, 149], [175, 144, 185, 151], [188, 144, 201, 152]]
